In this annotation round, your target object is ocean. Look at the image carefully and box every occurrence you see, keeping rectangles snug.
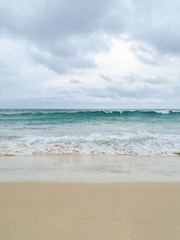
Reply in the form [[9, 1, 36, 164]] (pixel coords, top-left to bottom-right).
[[0, 109, 180, 156]]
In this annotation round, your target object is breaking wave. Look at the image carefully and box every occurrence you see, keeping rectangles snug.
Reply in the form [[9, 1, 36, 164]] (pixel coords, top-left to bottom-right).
[[0, 133, 180, 156]]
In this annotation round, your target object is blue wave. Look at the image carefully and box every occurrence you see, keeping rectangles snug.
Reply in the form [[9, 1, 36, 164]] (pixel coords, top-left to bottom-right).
[[0, 109, 180, 117]]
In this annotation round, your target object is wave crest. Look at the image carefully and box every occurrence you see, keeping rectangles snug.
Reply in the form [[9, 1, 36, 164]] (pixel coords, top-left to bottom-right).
[[0, 109, 180, 118]]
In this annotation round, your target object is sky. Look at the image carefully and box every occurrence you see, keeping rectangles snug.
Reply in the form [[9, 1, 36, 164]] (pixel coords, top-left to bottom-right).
[[0, 0, 180, 109]]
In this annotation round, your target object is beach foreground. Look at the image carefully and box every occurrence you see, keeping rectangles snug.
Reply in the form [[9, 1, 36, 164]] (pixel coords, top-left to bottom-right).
[[0, 182, 180, 240]]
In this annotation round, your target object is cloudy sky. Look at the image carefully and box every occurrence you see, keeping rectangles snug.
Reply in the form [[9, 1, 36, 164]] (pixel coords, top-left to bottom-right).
[[0, 0, 180, 109]]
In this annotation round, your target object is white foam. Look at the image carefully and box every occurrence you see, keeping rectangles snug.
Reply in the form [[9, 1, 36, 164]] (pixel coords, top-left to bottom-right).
[[0, 132, 180, 156]]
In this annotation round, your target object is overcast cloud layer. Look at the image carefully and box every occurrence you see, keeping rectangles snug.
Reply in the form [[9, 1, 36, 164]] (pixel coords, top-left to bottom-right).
[[0, 0, 180, 108]]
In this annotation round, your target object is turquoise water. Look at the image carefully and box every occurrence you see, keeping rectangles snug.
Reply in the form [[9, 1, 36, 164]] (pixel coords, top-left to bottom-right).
[[0, 109, 180, 156]]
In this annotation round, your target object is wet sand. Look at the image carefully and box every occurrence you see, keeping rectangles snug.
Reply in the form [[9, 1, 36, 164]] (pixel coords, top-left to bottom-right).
[[1, 154, 180, 182], [0, 182, 180, 240]]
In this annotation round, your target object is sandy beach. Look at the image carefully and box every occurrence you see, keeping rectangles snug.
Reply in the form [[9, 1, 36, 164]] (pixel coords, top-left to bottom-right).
[[0, 182, 180, 240], [0, 155, 180, 239]]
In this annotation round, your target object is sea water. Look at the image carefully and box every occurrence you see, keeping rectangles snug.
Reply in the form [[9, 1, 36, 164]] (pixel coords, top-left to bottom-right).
[[0, 109, 180, 156]]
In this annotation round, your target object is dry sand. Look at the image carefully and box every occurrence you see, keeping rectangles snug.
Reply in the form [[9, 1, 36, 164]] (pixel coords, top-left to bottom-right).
[[0, 182, 180, 240]]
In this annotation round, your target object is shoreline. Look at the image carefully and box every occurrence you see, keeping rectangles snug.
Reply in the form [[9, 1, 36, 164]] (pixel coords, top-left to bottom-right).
[[1, 182, 180, 240], [0, 154, 180, 182]]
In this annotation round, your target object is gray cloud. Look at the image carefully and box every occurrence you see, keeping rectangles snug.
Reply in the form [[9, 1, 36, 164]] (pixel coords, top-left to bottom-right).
[[100, 74, 112, 82], [69, 79, 81, 84], [1, 0, 180, 75], [122, 74, 168, 85], [31, 48, 96, 74], [0, 0, 127, 73], [0, 61, 17, 77], [0, 75, 178, 108], [0, 0, 180, 108], [128, 0, 180, 55], [130, 44, 160, 66], [78, 74, 175, 100]]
